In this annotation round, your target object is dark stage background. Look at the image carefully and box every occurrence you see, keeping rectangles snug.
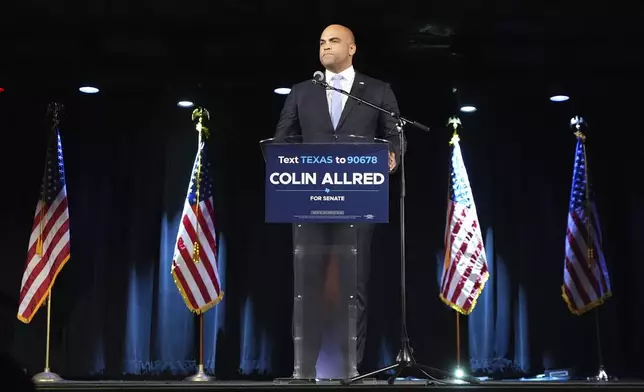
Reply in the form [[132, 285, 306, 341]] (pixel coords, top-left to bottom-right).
[[1, 1, 643, 382]]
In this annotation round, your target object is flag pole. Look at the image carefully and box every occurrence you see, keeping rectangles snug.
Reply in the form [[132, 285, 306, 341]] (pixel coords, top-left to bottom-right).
[[456, 313, 460, 367], [185, 107, 213, 382], [32, 103, 65, 383], [447, 117, 465, 376], [571, 116, 608, 381]]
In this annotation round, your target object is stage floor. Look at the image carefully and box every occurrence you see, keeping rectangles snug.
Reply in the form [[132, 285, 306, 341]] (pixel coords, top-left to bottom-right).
[[33, 378, 644, 392]]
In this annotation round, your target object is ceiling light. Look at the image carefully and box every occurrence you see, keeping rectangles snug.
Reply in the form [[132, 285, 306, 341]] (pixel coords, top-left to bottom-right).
[[177, 101, 194, 108], [549, 95, 569, 102], [460, 105, 477, 113], [274, 88, 291, 95], [79, 86, 99, 94]]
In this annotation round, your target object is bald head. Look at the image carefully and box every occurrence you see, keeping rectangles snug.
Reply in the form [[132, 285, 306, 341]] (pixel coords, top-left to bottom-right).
[[319, 24, 356, 73], [322, 24, 355, 44]]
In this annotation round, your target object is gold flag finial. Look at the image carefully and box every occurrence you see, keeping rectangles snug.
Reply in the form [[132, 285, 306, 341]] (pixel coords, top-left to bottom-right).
[[192, 107, 211, 140], [46, 103, 64, 130], [570, 115, 586, 141], [447, 116, 462, 130], [447, 117, 462, 145]]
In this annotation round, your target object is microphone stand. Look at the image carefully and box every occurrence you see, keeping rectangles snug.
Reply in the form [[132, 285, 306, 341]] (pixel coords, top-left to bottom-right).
[[312, 76, 430, 133], [312, 78, 479, 386]]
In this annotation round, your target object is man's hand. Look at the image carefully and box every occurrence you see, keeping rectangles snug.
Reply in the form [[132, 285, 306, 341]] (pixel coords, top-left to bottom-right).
[[389, 151, 396, 172]]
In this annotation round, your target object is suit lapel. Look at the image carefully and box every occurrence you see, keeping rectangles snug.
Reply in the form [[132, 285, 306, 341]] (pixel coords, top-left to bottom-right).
[[336, 73, 366, 131], [312, 81, 334, 130]]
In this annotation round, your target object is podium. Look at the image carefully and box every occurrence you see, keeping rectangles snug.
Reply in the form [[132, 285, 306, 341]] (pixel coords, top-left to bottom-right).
[[260, 135, 390, 380]]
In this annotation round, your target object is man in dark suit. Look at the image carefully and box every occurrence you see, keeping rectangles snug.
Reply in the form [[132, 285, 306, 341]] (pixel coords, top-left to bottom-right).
[[275, 24, 402, 164], [275, 24, 404, 379]]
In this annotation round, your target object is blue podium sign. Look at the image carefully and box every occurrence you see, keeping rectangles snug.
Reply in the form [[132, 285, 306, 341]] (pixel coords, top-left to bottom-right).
[[264, 142, 389, 223]]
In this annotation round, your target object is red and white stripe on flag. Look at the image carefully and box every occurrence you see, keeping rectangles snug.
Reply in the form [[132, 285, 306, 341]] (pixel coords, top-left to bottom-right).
[[18, 130, 71, 324], [171, 143, 223, 314], [562, 207, 611, 315], [561, 136, 611, 315], [439, 136, 489, 315]]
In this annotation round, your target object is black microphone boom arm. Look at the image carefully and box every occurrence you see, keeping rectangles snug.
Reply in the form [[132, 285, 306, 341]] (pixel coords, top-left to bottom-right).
[[311, 75, 430, 133]]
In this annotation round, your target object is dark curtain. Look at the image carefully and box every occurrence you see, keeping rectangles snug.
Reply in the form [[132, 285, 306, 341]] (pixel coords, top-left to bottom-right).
[[1, 74, 643, 381], [436, 227, 531, 376]]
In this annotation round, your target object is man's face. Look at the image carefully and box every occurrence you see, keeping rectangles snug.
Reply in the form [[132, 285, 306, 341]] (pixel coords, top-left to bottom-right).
[[319, 25, 356, 72]]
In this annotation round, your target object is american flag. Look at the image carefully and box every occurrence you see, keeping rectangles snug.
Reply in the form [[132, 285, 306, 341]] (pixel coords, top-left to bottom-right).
[[562, 134, 611, 315], [440, 134, 489, 315], [171, 141, 223, 314], [18, 129, 71, 323]]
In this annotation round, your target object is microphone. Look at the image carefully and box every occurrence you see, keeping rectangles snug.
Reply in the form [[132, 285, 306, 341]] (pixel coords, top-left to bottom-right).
[[312, 71, 325, 85]]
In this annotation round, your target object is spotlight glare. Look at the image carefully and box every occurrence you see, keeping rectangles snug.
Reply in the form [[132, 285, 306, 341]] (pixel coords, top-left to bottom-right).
[[274, 87, 291, 95], [454, 368, 465, 378], [0, 87, 5, 93], [460, 105, 477, 113], [550, 95, 570, 102], [79, 86, 99, 94], [177, 100, 195, 108]]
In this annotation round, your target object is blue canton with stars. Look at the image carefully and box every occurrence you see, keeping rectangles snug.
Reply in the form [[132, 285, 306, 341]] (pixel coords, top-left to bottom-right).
[[187, 143, 213, 205], [569, 139, 593, 211], [449, 142, 473, 208], [41, 130, 67, 206]]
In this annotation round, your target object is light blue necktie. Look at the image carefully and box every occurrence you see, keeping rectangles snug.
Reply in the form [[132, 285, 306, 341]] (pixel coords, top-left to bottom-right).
[[330, 74, 344, 130]]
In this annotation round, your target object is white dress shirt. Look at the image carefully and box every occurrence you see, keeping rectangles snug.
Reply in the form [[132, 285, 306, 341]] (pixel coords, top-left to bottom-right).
[[325, 66, 355, 116]]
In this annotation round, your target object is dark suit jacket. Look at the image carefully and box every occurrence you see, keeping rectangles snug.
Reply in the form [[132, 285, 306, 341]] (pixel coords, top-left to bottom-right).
[[275, 71, 405, 170]]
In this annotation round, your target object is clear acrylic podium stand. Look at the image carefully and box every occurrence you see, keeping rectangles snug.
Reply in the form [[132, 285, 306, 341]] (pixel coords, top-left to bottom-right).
[[260, 135, 390, 382]]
